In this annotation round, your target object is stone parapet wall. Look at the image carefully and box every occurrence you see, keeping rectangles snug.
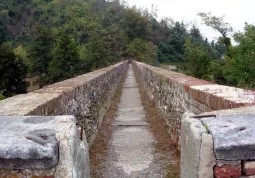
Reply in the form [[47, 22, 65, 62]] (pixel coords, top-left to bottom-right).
[[0, 61, 127, 178], [133, 61, 255, 147], [0, 115, 90, 178], [0, 61, 128, 144], [132, 61, 255, 178]]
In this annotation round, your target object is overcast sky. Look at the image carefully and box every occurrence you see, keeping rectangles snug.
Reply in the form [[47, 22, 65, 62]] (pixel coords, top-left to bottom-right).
[[127, 0, 254, 42]]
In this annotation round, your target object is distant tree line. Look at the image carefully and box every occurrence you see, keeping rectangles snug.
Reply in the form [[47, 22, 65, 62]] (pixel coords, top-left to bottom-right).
[[0, 0, 160, 98], [1, 0, 255, 99], [182, 13, 255, 88]]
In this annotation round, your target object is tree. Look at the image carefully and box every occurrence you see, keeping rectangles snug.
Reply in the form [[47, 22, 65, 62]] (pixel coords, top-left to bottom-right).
[[157, 21, 188, 62], [47, 33, 80, 84], [208, 60, 228, 84], [226, 23, 255, 88], [184, 39, 211, 79], [0, 9, 10, 43], [198, 12, 232, 51], [29, 25, 55, 77], [0, 44, 27, 97], [190, 25, 203, 44], [198, 12, 232, 38], [126, 38, 158, 65], [82, 26, 119, 71], [124, 8, 151, 40], [14, 45, 29, 65]]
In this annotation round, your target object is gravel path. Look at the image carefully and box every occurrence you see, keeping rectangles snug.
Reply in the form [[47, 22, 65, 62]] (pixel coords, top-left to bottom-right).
[[102, 64, 164, 178], [91, 64, 179, 178]]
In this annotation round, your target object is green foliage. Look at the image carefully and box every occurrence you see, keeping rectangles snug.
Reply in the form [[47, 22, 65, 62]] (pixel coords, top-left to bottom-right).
[[3, 0, 255, 98], [184, 39, 211, 79], [0, 9, 10, 43], [47, 33, 80, 83], [126, 38, 158, 65], [83, 31, 116, 70], [0, 92, 5, 100], [28, 25, 55, 77], [0, 89, 5, 100], [208, 60, 227, 84], [164, 21, 188, 62], [14, 45, 29, 65], [226, 23, 255, 88], [190, 25, 204, 43], [210, 40, 226, 59], [124, 8, 151, 40], [198, 12, 232, 55], [198, 12, 232, 38], [0, 44, 28, 97]]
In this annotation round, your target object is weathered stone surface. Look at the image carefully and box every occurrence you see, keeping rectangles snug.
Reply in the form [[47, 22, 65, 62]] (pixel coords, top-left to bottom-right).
[[0, 92, 61, 116], [202, 114, 255, 160], [214, 160, 241, 178], [0, 116, 59, 169], [244, 161, 255, 176], [198, 133, 216, 178], [191, 84, 255, 108], [181, 112, 207, 178], [0, 115, 90, 178], [54, 116, 90, 178]]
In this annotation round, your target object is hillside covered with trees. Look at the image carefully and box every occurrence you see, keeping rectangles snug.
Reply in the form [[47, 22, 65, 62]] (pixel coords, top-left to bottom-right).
[[1, 0, 255, 99]]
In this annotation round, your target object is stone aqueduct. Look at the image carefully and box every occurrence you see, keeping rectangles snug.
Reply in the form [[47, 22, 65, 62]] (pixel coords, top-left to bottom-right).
[[1, 61, 255, 178]]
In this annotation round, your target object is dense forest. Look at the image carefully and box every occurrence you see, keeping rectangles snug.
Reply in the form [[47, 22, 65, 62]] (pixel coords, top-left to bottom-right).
[[0, 0, 255, 99]]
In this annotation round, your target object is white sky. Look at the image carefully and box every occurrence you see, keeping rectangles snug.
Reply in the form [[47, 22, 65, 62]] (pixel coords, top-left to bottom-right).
[[127, 0, 255, 42]]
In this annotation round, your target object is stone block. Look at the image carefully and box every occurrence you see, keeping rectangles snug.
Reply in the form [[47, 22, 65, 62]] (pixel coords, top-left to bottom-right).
[[244, 161, 255, 176], [198, 133, 216, 178], [0, 115, 90, 178], [0, 116, 59, 169], [181, 112, 207, 178], [214, 160, 241, 178], [202, 114, 255, 160], [190, 84, 255, 110]]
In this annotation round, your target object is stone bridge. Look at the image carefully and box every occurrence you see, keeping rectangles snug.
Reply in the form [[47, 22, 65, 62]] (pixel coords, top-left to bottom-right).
[[1, 61, 255, 178]]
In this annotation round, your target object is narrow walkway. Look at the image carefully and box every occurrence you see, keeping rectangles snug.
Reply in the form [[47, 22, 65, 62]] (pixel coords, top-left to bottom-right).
[[104, 64, 164, 178]]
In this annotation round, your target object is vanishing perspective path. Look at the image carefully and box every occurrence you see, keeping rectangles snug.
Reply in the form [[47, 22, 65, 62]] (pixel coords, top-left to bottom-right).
[[91, 64, 179, 178]]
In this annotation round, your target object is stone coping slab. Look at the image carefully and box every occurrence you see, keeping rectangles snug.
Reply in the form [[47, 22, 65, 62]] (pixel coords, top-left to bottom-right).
[[0, 61, 126, 116], [202, 114, 255, 160], [191, 84, 255, 104], [0, 116, 61, 169]]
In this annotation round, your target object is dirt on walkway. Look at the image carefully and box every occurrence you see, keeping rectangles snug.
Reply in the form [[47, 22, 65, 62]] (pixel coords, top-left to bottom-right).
[[90, 64, 180, 178]]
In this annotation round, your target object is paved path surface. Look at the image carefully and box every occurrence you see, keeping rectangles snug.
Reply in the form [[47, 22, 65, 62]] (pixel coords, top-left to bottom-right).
[[104, 64, 165, 178]]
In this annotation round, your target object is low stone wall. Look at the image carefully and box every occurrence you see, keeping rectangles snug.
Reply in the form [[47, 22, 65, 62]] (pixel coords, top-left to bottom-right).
[[0, 61, 128, 144], [133, 61, 255, 147], [133, 61, 255, 178], [0, 61, 128, 178]]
